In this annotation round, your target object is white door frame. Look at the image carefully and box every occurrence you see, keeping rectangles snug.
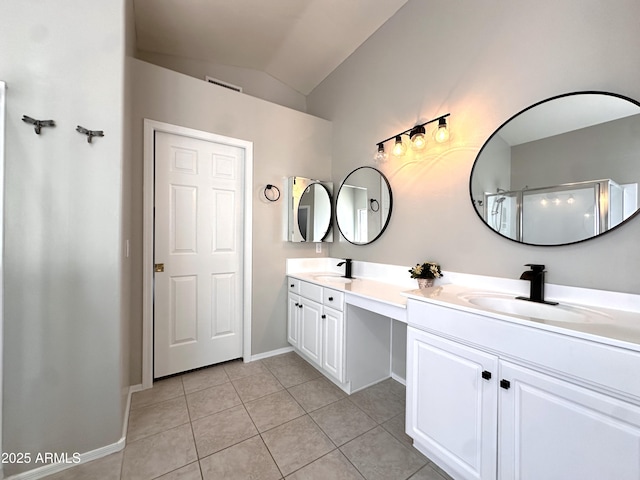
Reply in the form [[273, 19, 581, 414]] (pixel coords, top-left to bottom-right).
[[142, 119, 253, 389], [0, 80, 7, 478]]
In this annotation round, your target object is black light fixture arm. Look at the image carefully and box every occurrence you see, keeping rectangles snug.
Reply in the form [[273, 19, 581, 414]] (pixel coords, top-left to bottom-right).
[[376, 113, 450, 146]]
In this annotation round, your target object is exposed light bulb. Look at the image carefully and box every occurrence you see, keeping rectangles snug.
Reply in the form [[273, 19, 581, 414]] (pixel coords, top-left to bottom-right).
[[410, 125, 426, 150], [567, 195, 575, 204], [434, 117, 450, 143], [392, 136, 407, 156], [553, 197, 561, 205], [374, 143, 388, 163], [540, 198, 548, 206]]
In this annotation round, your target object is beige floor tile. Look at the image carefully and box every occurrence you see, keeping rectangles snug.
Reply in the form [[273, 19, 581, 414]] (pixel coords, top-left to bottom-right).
[[181, 365, 229, 394], [268, 361, 322, 388], [186, 382, 241, 420], [245, 389, 305, 432], [43, 451, 122, 480], [409, 463, 451, 480], [262, 415, 335, 476], [231, 370, 283, 402], [349, 381, 405, 423], [262, 351, 307, 370], [309, 398, 377, 446], [285, 450, 364, 480], [340, 426, 426, 480], [222, 358, 268, 380], [199, 436, 281, 480], [156, 461, 203, 479], [127, 396, 190, 443], [122, 424, 197, 480], [378, 378, 407, 401], [288, 377, 346, 412], [381, 412, 413, 448], [131, 376, 184, 411], [191, 404, 258, 458]]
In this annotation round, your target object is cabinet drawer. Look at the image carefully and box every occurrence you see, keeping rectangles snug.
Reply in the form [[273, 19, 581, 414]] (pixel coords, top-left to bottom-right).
[[288, 277, 300, 294], [323, 288, 344, 310], [300, 281, 323, 303]]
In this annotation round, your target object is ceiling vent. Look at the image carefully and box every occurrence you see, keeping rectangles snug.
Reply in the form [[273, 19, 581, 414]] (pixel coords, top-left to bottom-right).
[[205, 76, 243, 93]]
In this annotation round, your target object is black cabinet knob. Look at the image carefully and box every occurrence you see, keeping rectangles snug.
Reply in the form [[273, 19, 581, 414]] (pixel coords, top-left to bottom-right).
[[298, 304, 303, 309], [321, 314, 326, 319], [290, 284, 294, 288], [482, 370, 492, 380], [500, 379, 511, 390], [328, 296, 334, 301], [294, 303, 299, 307]]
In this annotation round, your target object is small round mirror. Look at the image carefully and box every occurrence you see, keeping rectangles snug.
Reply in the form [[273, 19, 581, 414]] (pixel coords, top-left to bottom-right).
[[297, 183, 332, 242], [336, 166, 393, 245]]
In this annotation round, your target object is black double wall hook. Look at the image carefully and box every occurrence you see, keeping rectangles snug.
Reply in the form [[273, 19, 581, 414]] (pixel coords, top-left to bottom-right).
[[76, 126, 105, 143], [22, 115, 55, 134]]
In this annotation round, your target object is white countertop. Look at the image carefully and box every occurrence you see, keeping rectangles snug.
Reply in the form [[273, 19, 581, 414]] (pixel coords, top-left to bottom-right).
[[404, 284, 640, 352], [288, 272, 408, 310]]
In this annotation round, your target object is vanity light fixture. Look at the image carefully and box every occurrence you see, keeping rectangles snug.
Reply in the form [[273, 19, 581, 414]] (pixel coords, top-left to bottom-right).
[[374, 113, 450, 161], [375, 143, 388, 163], [392, 136, 407, 156], [434, 117, 450, 143]]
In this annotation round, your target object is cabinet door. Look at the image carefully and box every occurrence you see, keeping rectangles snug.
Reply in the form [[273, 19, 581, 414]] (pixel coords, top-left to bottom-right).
[[287, 293, 300, 348], [299, 298, 322, 367], [499, 361, 640, 480], [322, 306, 344, 382], [407, 327, 498, 480]]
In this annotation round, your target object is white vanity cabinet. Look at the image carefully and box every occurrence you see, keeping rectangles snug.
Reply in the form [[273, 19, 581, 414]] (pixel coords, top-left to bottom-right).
[[407, 327, 498, 480], [288, 277, 344, 382], [406, 299, 640, 480]]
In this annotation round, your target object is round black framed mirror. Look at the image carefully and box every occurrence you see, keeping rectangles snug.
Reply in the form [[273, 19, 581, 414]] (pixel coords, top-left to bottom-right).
[[470, 91, 640, 246], [336, 166, 393, 245], [297, 182, 332, 242]]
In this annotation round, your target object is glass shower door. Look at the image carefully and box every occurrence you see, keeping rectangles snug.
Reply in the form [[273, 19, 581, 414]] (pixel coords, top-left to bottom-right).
[[521, 185, 599, 245]]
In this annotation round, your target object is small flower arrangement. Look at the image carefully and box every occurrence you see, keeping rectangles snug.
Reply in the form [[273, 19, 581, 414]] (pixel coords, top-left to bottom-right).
[[409, 261, 443, 279]]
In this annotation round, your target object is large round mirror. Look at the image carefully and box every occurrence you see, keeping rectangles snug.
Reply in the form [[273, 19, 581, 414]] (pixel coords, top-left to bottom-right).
[[470, 91, 640, 246], [336, 166, 393, 245], [297, 183, 332, 242]]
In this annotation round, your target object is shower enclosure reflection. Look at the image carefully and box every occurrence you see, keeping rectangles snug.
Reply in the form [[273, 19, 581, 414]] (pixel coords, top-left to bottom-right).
[[485, 179, 636, 245]]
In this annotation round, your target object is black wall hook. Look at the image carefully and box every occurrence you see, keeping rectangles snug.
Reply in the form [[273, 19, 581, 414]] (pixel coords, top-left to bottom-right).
[[76, 125, 104, 143], [22, 115, 55, 134]]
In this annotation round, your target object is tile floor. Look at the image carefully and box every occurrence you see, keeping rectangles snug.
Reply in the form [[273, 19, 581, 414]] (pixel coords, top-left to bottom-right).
[[45, 352, 454, 480]]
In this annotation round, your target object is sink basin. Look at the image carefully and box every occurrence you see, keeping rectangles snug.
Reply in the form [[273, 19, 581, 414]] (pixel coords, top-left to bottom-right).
[[458, 293, 611, 324], [313, 275, 353, 284]]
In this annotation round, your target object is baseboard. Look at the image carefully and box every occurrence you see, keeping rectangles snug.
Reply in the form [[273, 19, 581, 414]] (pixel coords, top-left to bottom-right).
[[5, 384, 142, 480], [391, 372, 406, 386], [250, 346, 293, 361]]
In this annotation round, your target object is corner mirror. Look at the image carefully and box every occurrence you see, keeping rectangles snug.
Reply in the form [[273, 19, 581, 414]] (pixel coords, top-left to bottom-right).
[[287, 177, 333, 242]]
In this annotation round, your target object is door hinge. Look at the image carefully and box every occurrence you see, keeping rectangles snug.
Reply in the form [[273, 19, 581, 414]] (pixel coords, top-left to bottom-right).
[[154, 263, 165, 273]]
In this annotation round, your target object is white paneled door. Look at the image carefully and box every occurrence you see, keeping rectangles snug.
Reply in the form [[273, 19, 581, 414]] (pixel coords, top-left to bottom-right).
[[154, 131, 244, 378]]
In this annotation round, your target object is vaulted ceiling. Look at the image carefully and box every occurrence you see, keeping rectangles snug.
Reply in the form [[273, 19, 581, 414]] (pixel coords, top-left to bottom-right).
[[133, 0, 408, 95]]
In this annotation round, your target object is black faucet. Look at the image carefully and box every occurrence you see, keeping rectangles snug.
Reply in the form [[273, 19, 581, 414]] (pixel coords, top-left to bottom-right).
[[337, 258, 353, 279], [516, 264, 558, 305]]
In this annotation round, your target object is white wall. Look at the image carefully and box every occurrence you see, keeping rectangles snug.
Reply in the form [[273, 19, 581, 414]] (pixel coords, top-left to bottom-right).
[[0, 1, 127, 476], [130, 59, 331, 382], [308, 0, 640, 295], [136, 50, 307, 112]]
